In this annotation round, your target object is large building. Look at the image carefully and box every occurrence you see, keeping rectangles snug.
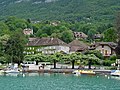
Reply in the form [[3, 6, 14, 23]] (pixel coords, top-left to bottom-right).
[[24, 37, 70, 55]]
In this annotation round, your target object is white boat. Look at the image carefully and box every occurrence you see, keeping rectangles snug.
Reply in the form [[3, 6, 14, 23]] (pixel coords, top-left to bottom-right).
[[111, 70, 120, 77], [4, 64, 20, 74], [4, 69, 19, 74], [72, 70, 81, 75]]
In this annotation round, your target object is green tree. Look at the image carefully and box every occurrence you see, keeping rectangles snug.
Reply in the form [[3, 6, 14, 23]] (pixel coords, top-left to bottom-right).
[[85, 54, 100, 69], [69, 53, 82, 69], [103, 27, 117, 42], [0, 22, 10, 36], [5, 16, 29, 31], [116, 12, 120, 39], [0, 34, 10, 61], [84, 50, 104, 59], [87, 29, 97, 40], [61, 30, 74, 43], [115, 12, 120, 58], [49, 54, 58, 69], [4, 30, 26, 65]]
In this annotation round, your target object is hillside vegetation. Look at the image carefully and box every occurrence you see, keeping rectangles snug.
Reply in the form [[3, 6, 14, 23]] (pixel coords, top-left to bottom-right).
[[0, 0, 120, 24]]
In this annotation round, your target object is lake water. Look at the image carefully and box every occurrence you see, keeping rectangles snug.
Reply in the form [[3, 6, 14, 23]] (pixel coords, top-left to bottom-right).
[[0, 73, 120, 90]]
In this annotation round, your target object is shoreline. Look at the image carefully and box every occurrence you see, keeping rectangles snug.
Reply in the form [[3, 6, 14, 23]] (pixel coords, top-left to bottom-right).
[[22, 69, 112, 75]]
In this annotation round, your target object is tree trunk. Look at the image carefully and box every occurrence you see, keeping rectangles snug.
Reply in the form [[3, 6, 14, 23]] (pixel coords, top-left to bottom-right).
[[115, 40, 120, 58], [88, 60, 92, 69], [36, 60, 38, 65], [54, 60, 56, 69], [18, 62, 20, 66], [72, 60, 75, 69]]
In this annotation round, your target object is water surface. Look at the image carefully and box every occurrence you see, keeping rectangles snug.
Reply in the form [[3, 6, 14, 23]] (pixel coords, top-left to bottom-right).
[[0, 73, 120, 90]]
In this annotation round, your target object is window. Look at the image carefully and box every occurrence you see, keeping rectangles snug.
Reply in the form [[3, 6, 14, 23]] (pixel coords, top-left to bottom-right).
[[37, 49, 39, 52], [102, 45, 104, 48], [102, 49, 104, 54], [105, 50, 108, 55], [33, 47, 34, 50]]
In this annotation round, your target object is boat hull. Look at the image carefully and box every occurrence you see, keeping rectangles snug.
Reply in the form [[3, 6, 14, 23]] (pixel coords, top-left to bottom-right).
[[73, 70, 96, 75]]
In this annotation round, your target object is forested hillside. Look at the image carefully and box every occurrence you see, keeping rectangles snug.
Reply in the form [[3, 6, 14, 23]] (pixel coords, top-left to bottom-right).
[[0, 0, 120, 23], [0, 0, 119, 44], [0, 0, 120, 64]]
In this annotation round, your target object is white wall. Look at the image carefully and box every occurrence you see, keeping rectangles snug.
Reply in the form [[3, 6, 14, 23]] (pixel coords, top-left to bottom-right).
[[41, 45, 70, 54], [96, 45, 111, 56]]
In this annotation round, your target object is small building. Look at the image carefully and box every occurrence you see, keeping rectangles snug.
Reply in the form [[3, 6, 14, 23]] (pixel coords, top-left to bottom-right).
[[24, 37, 69, 55], [89, 42, 117, 57], [73, 32, 88, 39], [93, 34, 103, 39], [50, 21, 60, 26], [69, 39, 88, 53], [23, 28, 33, 35]]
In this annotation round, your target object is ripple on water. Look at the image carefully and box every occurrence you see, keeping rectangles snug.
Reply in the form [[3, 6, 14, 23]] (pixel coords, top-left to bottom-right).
[[0, 74, 120, 90]]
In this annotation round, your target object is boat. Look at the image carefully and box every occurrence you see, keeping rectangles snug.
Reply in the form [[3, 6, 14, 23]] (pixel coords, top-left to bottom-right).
[[111, 70, 120, 77], [4, 64, 21, 74], [4, 69, 20, 74], [73, 70, 96, 75], [72, 70, 81, 75]]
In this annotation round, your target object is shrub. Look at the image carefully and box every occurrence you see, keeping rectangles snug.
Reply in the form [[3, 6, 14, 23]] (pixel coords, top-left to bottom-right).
[[103, 60, 115, 66], [109, 55, 117, 61], [84, 50, 104, 59]]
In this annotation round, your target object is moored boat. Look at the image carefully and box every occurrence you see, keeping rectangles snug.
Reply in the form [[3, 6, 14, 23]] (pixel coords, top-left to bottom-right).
[[73, 70, 96, 75], [4, 69, 19, 74], [111, 70, 120, 77]]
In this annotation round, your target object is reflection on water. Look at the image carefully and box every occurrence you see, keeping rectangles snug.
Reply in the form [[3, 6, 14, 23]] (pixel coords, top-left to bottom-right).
[[111, 76, 120, 80], [1, 72, 52, 77]]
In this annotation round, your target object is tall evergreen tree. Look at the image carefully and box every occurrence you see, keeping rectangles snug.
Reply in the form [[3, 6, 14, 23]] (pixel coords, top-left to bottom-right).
[[115, 12, 120, 58]]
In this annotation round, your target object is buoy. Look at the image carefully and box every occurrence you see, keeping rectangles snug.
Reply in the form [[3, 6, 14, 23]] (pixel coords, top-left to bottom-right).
[[23, 74, 25, 77], [97, 76, 99, 78], [105, 75, 107, 77], [63, 73, 65, 75]]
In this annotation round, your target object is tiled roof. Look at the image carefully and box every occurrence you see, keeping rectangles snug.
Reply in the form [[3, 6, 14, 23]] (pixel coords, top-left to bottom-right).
[[89, 42, 117, 49], [69, 40, 88, 52], [27, 37, 68, 46]]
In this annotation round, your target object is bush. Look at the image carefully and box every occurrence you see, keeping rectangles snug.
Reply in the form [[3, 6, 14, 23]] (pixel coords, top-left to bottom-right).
[[84, 50, 104, 59], [92, 59, 100, 65], [103, 60, 115, 66], [109, 55, 117, 61]]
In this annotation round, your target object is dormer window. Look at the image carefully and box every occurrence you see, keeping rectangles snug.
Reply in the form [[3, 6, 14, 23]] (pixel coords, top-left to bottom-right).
[[102, 45, 104, 48]]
